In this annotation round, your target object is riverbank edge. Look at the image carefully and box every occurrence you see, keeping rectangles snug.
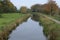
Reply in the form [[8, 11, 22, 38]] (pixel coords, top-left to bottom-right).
[[38, 14, 60, 40], [0, 14, 31, 40]]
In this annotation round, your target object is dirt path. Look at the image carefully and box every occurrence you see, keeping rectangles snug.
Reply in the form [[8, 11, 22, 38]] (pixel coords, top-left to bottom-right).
[[40, 14, 60, 24]]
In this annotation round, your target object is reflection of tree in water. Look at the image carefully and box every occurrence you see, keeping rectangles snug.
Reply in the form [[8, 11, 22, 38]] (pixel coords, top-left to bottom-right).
[[31, 14, 39, 22], [31, 14, 43, 26]]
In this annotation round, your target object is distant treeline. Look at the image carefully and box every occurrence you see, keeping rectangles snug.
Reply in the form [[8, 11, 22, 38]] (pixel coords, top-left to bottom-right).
[[0, 0, 31, 13], [31, 0, 60, 16], [0, 0, 60, 15]]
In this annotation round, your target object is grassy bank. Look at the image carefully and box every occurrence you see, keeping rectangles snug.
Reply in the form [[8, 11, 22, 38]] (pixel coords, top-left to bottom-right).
[[50, 15, 60, 21], [39, 14, 60, 40], [44, 14, 60, 21], [0, 13, 25, 27], [0, 13, 31, 40]]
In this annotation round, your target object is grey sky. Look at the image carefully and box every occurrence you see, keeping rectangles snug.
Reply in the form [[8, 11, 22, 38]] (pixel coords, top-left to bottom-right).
[[10, 0, 60, 9]]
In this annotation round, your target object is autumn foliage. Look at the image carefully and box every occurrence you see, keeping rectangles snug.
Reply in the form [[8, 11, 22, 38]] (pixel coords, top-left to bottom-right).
[[31, 0, 59, 16], [20, 6, 27, 14]]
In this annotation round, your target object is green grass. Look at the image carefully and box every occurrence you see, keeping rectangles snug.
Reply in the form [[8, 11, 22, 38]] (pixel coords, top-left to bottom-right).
[[39, 14, 60, 40], [0, 13, 25, 27], [45, 14, 60, 21], [0, 13, 31, 40], [51, 15, 60, 21]]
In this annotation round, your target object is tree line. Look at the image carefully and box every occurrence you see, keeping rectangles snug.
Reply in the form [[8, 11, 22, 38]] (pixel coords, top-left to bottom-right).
[[20, 0, 60, 16], [0, 0, 17, 13], [31, 0, 60, 16], [0, 0, 60, 16], [0, 0, 30, 14]]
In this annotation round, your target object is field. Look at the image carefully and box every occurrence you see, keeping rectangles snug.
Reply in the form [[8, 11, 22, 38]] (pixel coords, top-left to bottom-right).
[[0, 13, 25, 27]]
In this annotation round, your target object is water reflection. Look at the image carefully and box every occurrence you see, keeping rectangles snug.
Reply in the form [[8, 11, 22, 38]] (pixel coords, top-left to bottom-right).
[[31, 14, 40, 22], [8, 17, 47, 40]]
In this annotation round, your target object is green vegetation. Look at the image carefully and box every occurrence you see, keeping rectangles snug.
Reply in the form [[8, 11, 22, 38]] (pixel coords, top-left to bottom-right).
[[31, 0, 59, 16], [39, 14, 60, 40], [0, 0, 17, 13], [48, 15, 60, 21], [20, 6, 27, 14], [40, 13, 60, 21], [0, 0, 60, 40], [0, 13, 24, 26], [0, 13, 31, 40], [0, 0, 31, 40], [52, 16, 60, 21]]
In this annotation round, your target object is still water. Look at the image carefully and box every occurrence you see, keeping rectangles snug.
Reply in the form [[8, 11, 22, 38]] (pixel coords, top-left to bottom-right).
[[8, 17, 47, 40]]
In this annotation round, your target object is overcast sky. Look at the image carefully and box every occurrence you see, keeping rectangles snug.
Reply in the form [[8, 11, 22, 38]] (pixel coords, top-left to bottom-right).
[[10, 0, 60, 9]]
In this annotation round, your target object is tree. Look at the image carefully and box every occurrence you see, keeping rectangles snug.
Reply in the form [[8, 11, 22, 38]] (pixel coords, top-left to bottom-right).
[[31, 0, 59, 16], [20, 6, 27, 14], [0, 0, 17, 13], [39, 0, 59, 15], [47, 0, 59, 16], [31, 4, 41, 12]]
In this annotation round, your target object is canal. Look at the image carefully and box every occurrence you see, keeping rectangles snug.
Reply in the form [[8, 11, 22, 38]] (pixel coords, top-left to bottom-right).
[[8, 17, 47, 40]]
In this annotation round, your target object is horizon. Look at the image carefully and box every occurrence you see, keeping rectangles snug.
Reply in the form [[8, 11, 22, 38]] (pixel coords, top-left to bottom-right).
[[10, 0, 60, 9]]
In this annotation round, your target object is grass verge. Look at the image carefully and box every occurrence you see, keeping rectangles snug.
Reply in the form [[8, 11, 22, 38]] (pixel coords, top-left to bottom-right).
[[45, 14, 60, 21], [39, 14, 60, 40], [50, 15, 60, 21], [0, 13, 31, 40]]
